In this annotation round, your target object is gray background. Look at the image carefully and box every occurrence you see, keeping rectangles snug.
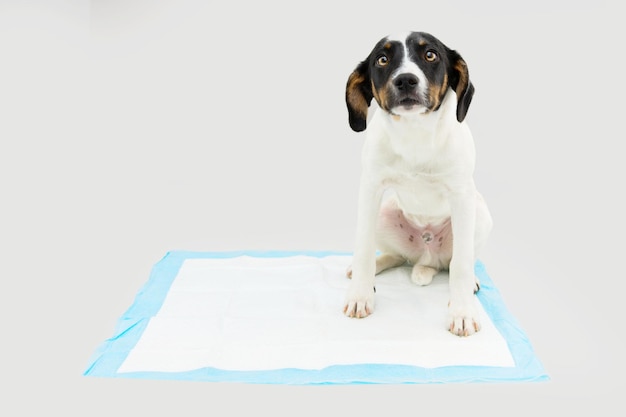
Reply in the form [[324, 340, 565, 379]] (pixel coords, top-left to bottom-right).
[[2, 0, 624, 415]]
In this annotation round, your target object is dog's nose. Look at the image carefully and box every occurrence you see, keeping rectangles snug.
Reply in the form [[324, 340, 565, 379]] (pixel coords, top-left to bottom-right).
[[394, 74, 419, 91]]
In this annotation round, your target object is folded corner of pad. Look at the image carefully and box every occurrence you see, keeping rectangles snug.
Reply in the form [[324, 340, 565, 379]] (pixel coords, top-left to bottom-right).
[[84, 251, 548, 384]]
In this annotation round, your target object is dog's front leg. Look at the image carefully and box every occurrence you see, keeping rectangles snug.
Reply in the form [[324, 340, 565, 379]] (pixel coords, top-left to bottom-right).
[[448, 186, 481, 336], [344, 176, 382, 318]]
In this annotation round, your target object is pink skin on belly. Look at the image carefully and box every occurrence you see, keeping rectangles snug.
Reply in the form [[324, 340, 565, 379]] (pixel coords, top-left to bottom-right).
[[376, 200, 453, 269]]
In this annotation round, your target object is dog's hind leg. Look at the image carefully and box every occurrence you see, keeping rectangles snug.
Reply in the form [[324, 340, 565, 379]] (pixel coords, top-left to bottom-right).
[[346, 253, 405, 278], [374, 253, 406, 274]]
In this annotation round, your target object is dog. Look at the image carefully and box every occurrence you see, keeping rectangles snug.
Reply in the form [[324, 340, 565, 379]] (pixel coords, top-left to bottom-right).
[[343, 31, 493, 337]]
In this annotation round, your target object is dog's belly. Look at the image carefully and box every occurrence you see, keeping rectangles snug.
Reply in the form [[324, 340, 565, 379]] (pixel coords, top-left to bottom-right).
[[376, 197, 453, 269]]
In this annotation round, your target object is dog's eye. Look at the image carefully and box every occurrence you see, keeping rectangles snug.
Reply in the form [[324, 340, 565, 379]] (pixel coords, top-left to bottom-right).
[[376, 55, 389, 67], [425, 50, 438, 62]]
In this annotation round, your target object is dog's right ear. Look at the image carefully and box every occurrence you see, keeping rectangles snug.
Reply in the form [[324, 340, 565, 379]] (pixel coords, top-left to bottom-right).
[[345, 60, 373, 132]]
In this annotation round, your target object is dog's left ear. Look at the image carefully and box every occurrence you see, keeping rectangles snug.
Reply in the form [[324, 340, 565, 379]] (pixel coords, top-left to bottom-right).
[[345, 59, 373, 132], [447, 50, 474, 123]]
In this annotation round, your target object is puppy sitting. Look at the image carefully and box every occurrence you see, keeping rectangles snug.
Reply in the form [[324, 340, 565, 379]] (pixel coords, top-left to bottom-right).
[[344, 32, 493, 337]]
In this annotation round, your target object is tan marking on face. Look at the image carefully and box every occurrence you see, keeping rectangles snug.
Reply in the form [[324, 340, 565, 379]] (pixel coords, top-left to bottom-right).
[[371, 80, 390, 111], [427, 83, 442, 110], [384, 42, 392, 50], [418, 38, 427, 46], [346, 71, 369, 119], [427, 72, 449, 110]]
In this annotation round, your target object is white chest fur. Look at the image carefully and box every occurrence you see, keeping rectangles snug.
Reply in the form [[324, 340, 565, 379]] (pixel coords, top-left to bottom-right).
[[361, 91, 475, 223]]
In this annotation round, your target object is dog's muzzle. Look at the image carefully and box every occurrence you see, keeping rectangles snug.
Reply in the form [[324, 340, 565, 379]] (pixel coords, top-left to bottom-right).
[[392, 73, 422, 109]]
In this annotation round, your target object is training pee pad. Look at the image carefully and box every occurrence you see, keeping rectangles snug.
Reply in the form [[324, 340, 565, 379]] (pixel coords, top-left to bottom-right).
[[84, 251, 547, 384]]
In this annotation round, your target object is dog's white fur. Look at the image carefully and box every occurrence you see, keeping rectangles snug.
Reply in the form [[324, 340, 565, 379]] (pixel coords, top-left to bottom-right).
[[344, 38, 492, 336]]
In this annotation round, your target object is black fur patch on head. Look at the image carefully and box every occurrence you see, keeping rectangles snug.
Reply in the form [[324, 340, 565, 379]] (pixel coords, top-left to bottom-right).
[[406, 32, 474, 122], [368, 39, 404, 112]]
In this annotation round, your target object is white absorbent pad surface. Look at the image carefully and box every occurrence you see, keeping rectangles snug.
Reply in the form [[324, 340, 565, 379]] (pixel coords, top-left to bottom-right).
[[84, 251, 548, 384]]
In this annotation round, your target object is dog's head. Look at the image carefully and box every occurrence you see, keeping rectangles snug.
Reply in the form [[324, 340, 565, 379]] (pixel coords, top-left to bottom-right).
[[346, 32, 474, 132]]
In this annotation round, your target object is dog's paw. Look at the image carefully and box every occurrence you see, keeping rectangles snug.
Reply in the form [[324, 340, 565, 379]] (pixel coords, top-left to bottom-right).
[[343, 284, 375, 318], [447, 299, 481, 337], [411, 265, 437, 286]]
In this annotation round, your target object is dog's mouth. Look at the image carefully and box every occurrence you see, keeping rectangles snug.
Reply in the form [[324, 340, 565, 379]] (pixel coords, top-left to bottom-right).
[[386, 90, 428, 116], [398, 97, 421, 109]]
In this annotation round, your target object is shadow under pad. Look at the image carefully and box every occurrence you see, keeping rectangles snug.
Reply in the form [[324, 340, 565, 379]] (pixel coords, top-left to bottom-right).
[[84, 251, 548, 384]]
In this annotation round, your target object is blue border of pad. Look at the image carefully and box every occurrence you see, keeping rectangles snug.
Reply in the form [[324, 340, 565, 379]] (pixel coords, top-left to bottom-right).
[[84, 251, 549, 384]]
